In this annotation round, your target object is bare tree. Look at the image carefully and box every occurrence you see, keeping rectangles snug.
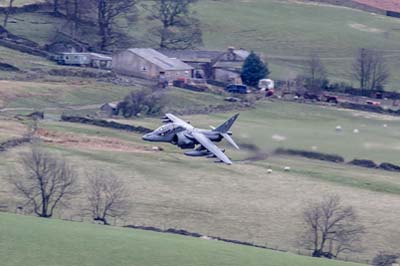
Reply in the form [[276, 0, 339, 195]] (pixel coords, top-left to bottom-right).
[[86, 171, 129, 225], [303, 53, 327, 94], [46, 0, 62, 14], [63, 0, 80, 37], [352, 48, 390, 90], [301, 195, 364, 259], [3, 0, 15, 28], [9, 147, 78, 218], [89, 0, 138, 50], [146, 0, 203, 49]]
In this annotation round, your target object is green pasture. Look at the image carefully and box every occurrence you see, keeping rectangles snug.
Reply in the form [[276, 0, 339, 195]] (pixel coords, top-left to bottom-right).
[[1, 102, 400, 261], [0, 213, 365, 266]]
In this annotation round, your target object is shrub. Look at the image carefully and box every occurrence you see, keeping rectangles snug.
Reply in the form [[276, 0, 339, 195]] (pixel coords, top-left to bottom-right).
[[348, 159, 377, 168], [372, 252, 398, 266], [117, 89, 167, 118]]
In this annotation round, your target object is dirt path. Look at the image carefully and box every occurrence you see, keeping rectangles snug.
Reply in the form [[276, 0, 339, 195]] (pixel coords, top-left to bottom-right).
[[35, 128, 152, 153]]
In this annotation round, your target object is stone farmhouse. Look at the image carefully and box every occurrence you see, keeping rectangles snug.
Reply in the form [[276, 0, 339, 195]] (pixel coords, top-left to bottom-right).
[[159, 47, 252, 84]]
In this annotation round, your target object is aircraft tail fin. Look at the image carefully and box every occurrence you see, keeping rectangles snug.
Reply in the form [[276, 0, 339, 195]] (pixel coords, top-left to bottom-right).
[[214, 113, 239, 133], [214, 114, 240, 150]]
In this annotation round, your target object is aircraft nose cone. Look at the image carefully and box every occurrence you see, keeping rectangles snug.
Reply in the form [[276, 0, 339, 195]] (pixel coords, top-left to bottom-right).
[[142, 134, 150, 141]]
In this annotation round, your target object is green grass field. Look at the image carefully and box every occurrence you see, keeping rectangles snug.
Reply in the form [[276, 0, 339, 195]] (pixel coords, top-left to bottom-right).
[[0, 213, 365, 266], [1, 100, 400, 262]]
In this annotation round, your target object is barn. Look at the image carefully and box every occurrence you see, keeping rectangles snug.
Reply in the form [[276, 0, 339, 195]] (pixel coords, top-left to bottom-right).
[[112, 48, 194, 81]]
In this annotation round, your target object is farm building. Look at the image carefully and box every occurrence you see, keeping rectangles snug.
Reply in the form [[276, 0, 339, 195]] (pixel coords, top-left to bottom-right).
[[100, 102, 119, 116], [91, 53, 113, 69], [158, 49, 222, 79], [112, 48, 194, 81], [159, 47, 253, 84], [55, 52, 112, 69]]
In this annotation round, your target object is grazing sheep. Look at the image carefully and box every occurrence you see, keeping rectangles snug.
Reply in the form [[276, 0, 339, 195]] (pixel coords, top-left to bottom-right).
[[284, 166, 291, 172], [335, 125, 342, 132], [267, 169, 273, 174], [353, 129, 359, 134]]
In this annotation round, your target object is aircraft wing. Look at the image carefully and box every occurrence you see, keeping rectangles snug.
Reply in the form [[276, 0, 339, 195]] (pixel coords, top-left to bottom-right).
[[192, 131, 233, 165], [164, 113, 192, 129]]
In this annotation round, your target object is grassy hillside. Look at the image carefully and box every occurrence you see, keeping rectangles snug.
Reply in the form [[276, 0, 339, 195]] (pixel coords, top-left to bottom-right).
[[1, 0, 400, 89], [195, 0, 400, 88], [1, 101, 400, 262], [0, 213, 365, 266]]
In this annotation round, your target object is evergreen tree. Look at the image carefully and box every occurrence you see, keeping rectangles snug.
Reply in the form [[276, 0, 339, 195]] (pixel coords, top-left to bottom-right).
[[240, 51, 269, 87]]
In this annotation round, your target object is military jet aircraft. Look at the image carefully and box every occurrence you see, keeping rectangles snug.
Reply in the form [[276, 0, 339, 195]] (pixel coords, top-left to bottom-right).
[[142, 113, 240, 164]]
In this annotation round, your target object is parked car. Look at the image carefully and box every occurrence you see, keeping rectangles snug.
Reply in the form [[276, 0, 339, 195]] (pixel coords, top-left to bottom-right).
[[320, 94, 339, 104], [366, 100, 381, 106], [225, 84, 247, 94]]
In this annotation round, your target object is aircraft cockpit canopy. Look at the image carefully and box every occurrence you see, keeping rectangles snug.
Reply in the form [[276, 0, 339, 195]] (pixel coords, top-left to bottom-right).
[[154, 123, 175, 136]]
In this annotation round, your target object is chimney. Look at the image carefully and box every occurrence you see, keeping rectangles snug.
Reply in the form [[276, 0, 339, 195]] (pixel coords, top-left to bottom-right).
[[227, 46, 235, 61]]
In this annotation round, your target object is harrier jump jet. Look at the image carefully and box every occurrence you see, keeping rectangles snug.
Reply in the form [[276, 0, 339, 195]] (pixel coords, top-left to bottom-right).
[[142, 113, 240, 164]]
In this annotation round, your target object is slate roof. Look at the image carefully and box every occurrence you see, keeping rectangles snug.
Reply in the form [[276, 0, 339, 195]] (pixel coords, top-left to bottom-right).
[[213, 61, 244, 69], [232, 49, 250, 59], [158, 49, 250, 62], [158, 49, 223, 62], [127, 48, 193, 71], [60, 52, 112, 60]]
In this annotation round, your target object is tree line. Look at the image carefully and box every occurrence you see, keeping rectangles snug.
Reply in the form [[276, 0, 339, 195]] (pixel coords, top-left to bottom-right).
[[2, 0, 202, 51], [299, 48, 390, 93], [237, 48, 389, 92]]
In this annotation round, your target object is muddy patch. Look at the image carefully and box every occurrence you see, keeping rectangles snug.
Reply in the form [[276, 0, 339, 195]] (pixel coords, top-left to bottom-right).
[[35, 128, 152, 153]]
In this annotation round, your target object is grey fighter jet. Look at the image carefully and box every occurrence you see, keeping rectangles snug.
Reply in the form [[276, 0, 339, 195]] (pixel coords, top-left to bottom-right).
[[142, 113, 240, 164]]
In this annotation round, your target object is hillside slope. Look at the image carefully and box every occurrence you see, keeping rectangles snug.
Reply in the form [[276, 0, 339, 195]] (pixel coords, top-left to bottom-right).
[[1, 0, 400, 89], [0, 213, 365, 266], [195, 0, 400, 88]]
